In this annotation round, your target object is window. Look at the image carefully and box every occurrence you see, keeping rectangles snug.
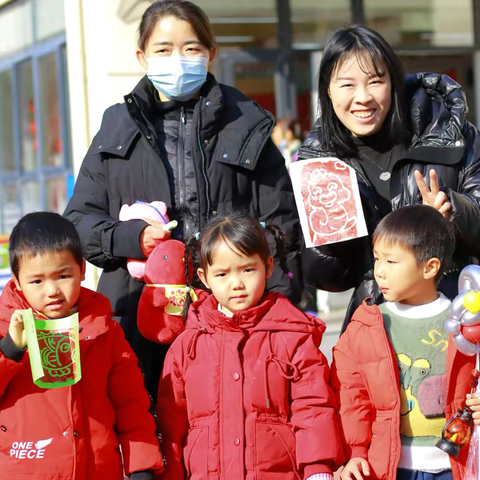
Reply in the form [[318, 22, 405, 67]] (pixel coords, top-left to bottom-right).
[[1, 184, 20, 233], [364, 0, 474, 48], [0, 0, 70, 235], [34, 0, 65, 41], [0, 0, 33, 59], [39, 53, 63, 167], [0, 71, 15, 173], [291, 0, 351, 49], [18, 60, 36, 171], [197, 0, 278, 48]]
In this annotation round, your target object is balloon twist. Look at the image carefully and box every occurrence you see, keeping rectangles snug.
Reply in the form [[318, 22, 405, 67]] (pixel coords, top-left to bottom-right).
[[446, 265, 480, 356]]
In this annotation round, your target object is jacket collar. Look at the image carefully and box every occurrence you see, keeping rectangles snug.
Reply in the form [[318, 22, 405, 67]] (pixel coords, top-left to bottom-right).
[[124, 73, 224, 139], [0, 280, 111, 340], [122, 74, 275, 172], [349, 298, 383, 327], [186, 292, 275, 333], [186, 291, 326, 335]]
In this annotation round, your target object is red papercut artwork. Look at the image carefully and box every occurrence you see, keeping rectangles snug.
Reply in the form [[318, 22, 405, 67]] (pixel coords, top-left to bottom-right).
[[290, 158, 367, 247]]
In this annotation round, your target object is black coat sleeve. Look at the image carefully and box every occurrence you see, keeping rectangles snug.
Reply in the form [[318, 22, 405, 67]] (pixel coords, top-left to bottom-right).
[[64, 108, 148, 269], [447, 123, 480, 260], [297, 130, 373, 293], [253, 138, 303, 303], [300, 237, 371, 292]]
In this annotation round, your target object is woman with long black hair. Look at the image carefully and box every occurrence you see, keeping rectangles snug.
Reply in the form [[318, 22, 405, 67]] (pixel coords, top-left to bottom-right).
[[299, 25, 480, 327]]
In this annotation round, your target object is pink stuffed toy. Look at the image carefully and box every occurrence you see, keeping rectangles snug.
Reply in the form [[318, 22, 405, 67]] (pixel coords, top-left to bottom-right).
[[137, 239, 207, 344], [119, 201, 169, 280]]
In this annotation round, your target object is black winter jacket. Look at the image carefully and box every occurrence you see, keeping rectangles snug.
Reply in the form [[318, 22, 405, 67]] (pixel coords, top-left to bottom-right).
[[64, 74, 301, 393], [298, 73, 480, 327]]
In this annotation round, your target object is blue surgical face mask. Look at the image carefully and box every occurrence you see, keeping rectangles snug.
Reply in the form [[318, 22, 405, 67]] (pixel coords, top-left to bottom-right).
[[145, 55, 209, 102]]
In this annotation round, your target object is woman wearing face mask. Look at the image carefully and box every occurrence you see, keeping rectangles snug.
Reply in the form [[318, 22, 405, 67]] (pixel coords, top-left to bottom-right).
[[299, 25, 480, 329], [64, 0, 301, 397]]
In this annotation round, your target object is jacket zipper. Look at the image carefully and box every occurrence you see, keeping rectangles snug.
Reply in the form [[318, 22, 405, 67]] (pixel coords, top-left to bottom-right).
[[178, 107, 187, 208], [399, 165, 407, 207], [196, 98, 211, 218], [132, 94, 158, 140]]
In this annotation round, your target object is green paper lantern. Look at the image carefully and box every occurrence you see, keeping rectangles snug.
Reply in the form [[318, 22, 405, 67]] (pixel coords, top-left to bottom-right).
[[23, 309, 82, 389]]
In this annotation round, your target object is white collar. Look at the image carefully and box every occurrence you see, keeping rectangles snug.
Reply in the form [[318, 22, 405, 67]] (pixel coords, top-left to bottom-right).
[[218, 303, 233, 318], [384, 292, 451, 319]]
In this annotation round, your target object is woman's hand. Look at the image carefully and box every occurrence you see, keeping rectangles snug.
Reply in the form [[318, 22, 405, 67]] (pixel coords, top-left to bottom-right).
[[466, 393, 480, 425], [340, 458, 370, 480], [139, 218, 171, 257], [414, 169, 452, 218]]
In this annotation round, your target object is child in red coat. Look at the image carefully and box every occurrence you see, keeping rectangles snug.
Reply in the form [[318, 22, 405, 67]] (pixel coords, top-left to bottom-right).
[[0, 212, 164, 479], [332, 205, 474, 480], [156, 213, 344, 479]]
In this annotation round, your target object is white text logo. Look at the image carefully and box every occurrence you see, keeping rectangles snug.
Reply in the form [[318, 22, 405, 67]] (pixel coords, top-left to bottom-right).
[[10, 438, 53, 459]]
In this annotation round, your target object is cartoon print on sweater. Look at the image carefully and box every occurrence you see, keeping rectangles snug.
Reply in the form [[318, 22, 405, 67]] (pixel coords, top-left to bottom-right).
[[397, 354, 446, 439], [381, 303, 450, 447]]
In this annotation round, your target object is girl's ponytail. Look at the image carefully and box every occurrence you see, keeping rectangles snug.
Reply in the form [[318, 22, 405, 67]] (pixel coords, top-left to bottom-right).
[[264, 222, 291, 278]]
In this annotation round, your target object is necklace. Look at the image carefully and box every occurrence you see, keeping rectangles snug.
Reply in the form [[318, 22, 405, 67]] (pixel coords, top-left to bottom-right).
[[359, 146, 395, 182]]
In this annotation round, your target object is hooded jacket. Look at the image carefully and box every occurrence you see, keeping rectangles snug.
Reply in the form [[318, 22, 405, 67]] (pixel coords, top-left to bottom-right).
[[64, 74, 302, 393], [330, 300, 473, 480], [156, 292, 344, 480], [298, 73, 480, 326], [0, 281, 164, 480]]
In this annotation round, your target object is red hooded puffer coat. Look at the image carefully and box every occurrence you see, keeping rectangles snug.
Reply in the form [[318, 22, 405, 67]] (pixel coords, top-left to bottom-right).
[[0, 280, 164, 479], [157, 292, 344, 479], [331, 300, 475, 480]]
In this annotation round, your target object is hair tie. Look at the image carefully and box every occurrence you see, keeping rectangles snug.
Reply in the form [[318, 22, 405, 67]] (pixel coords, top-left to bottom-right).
[[185, 286, 191, 293], [260, 222, 266, 229], [287, 272, 293, 279], [194, 232, 200, 240]]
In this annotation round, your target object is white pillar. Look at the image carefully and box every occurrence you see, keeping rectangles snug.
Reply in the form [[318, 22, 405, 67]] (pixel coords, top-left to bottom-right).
[[64, 0, 145, 290], [310, 50, 322, 125]]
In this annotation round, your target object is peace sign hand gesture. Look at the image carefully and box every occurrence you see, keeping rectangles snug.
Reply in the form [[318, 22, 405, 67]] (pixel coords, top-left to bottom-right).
[[414, 169, 452, 218]]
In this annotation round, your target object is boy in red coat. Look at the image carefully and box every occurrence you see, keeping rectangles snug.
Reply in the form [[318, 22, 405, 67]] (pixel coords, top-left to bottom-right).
[[0, 212, 164, 480], [332, 205, 475, 480]]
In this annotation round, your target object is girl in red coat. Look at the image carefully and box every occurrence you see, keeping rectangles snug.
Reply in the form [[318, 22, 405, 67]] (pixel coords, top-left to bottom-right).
[[156, 213, 344, 479]]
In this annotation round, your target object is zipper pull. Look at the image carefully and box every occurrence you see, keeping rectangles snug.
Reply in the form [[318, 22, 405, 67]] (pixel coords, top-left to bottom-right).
[[181, 107, 186, 124]]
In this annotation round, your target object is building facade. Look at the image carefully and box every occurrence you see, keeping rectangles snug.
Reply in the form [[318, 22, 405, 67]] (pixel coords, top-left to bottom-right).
[[0, 0, 478, 289]]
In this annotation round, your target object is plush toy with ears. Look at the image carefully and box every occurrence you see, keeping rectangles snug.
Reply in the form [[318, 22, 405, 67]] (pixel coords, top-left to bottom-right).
[[137, 239, 207, 344], [119, 201, 169, 280]]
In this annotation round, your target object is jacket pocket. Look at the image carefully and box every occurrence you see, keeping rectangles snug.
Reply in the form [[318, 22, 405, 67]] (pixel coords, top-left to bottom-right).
[[367, 420, 392, 480], [254, 421, 301, 480], [184, 426, 209, 479]]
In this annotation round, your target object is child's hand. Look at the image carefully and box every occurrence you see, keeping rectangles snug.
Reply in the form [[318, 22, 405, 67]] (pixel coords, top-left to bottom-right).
[[466, 393, 480, 425], [8, 310, 27, 350], [340, 458, 370, 480]]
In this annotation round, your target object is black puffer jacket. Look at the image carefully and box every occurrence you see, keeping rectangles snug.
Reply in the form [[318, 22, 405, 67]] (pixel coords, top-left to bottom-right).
[[64, 74, 301, 394], [299, 73, 480, 327]]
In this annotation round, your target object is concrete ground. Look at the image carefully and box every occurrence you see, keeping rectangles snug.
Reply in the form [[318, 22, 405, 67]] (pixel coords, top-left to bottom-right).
[[317, 308, 345, 364], [310, 290, 351, 364]]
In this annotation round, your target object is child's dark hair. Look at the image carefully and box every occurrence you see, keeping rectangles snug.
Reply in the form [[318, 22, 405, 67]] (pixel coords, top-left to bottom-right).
[[9, 212, 84, 278], [372, 205, 455, 282], [182, 213, 290, 320]]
